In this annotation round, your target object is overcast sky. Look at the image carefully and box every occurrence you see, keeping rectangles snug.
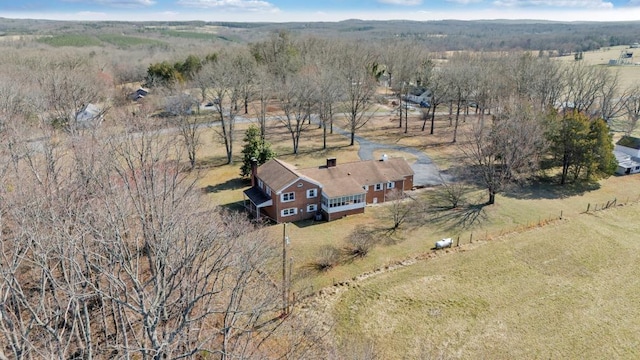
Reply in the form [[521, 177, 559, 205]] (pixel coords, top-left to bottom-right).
[[3, 0, 640, 22]]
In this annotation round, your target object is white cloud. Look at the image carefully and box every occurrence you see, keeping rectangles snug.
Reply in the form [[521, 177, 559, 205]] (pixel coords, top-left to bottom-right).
[[63, 0, 156, 6], [446, 0, 483, 4], [378, 0, 423, 5], [492, 0, 614, 8], [176, 0, 278, 12]]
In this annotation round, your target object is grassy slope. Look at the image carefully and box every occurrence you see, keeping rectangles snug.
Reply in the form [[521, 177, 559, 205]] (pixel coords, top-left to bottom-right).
[[333, 202, 640, 359]]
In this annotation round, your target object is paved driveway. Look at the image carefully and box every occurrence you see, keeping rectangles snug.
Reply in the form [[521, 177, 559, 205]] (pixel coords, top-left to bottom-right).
[[330, 123, 447, 187]]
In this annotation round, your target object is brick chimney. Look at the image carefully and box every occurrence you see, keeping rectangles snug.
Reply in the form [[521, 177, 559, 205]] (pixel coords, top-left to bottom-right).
[[251, 157, 258, 187], [326, 157, 337, 168]]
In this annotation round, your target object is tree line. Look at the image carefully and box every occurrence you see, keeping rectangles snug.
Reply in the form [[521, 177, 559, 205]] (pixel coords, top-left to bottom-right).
[[145, 33, 625, 204], [0, 54, 324, 358]]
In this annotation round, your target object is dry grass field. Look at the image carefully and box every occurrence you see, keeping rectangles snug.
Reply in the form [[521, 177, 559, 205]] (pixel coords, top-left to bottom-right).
[[332, 202, 640, 359], [196, 91, 640, 359], [557, 45, 640, 89]]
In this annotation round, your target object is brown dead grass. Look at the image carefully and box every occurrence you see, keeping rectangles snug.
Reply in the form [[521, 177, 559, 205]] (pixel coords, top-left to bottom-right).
[[197, 90, 640, 358]]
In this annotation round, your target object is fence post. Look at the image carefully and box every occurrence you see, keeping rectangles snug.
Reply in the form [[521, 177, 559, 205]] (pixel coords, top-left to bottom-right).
[[560, 210, 563, 219], [469, 233, 472, 245], [586, 203, 590, 213]]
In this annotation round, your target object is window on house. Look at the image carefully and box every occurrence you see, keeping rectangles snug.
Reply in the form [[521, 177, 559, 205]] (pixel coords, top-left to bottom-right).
[[327, 194, 365, 208], [387, 182, 395, 189], [363, 185, 369, 191], [307, 188, 317, 198], [281, 208, 298, 217], [307, 204, 317, 212], [375, 183, 383, 191], [266, 186, 271, 196], [258, 179, 263, 189], [281, 192, 295, 202]]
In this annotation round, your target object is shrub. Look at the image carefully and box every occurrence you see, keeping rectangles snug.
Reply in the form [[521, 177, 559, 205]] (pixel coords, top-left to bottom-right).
[[311, 245, 342, 272], [344, 227, 378, 258]]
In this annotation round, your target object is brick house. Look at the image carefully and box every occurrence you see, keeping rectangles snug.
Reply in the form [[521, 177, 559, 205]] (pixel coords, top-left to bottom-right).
[[243, 156, 414, 223]]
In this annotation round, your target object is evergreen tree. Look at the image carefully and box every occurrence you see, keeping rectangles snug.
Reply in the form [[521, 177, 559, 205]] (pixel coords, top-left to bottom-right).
[[240, 125, 275, 177], [548, 110, 616, 184]]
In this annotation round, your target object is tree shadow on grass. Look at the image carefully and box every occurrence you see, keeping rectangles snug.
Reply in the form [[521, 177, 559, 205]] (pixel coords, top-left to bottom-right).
[[202, 178, 249, 194], [195, 156, 236, 169], [219, 200, 246, 213], [503, 177, 601, 200], [422, 204, 489, 233]]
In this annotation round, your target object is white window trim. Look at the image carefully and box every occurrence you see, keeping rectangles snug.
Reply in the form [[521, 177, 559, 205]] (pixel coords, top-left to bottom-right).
[[363, 185, 369, 191], [281, 208, 298, 217], [281, 192, 295, 202], [258, 179, 263, 189], [307, 188, 317, 198], [307, 204, 317, 212], [266, 186, 271, 196], [387, 182, 395, 189], [375, 183, 383, 191]]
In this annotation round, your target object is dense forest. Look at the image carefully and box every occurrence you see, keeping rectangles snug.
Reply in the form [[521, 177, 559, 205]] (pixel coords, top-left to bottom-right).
[[2, 17, 640, 53]]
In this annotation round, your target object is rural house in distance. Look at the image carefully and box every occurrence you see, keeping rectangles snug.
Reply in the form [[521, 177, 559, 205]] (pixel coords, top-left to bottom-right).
[[243, 156, 414, 223], [614, 136, 640, 175]]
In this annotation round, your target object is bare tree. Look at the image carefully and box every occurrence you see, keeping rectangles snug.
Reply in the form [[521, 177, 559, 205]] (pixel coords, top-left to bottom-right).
[[442, 54, 475, 143], [166, 90, 202, 170], [460, 98, 546, 204], [505, 53, 564, 112], [235, 49, 258, 115], [278, 73, 316, 154], [314, 65, 341, 149], [383, 41, 425, 133], [558, 61, 609, 115], [252, 66, 273, 141], [621, 85, 640, 135], [30, 56, 109, 134], [250, 30, 301, 85], [201, 52, 243, 164], [387, 189, 416, 231], [338, 44, 378, 146], [0, 110, 302, 359], [421, 69, 448, 134]]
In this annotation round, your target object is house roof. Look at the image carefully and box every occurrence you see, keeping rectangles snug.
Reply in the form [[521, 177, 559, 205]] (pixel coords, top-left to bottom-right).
[[243, 187, 272, 207], [298, 157, 414, 198], [617, 136, 640, 150], [76, 103, 102, 122], [257, 157, 413, 198], [614, 150, 640, 168], [298, 166, 365, 198], [257, 159, 321, 193]]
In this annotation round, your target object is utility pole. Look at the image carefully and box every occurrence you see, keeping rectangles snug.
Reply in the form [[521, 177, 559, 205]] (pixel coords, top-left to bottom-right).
[[282, 223, 289, 314]]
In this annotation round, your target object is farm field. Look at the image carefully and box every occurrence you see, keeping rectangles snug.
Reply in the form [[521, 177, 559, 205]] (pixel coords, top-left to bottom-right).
[[329, 202, 640, 359], [557, 45, 640, 89]]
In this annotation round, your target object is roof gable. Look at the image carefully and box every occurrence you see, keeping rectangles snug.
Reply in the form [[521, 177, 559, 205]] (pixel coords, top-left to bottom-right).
[[617, 136, 640, 150], [257, 159, 322, 193]]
